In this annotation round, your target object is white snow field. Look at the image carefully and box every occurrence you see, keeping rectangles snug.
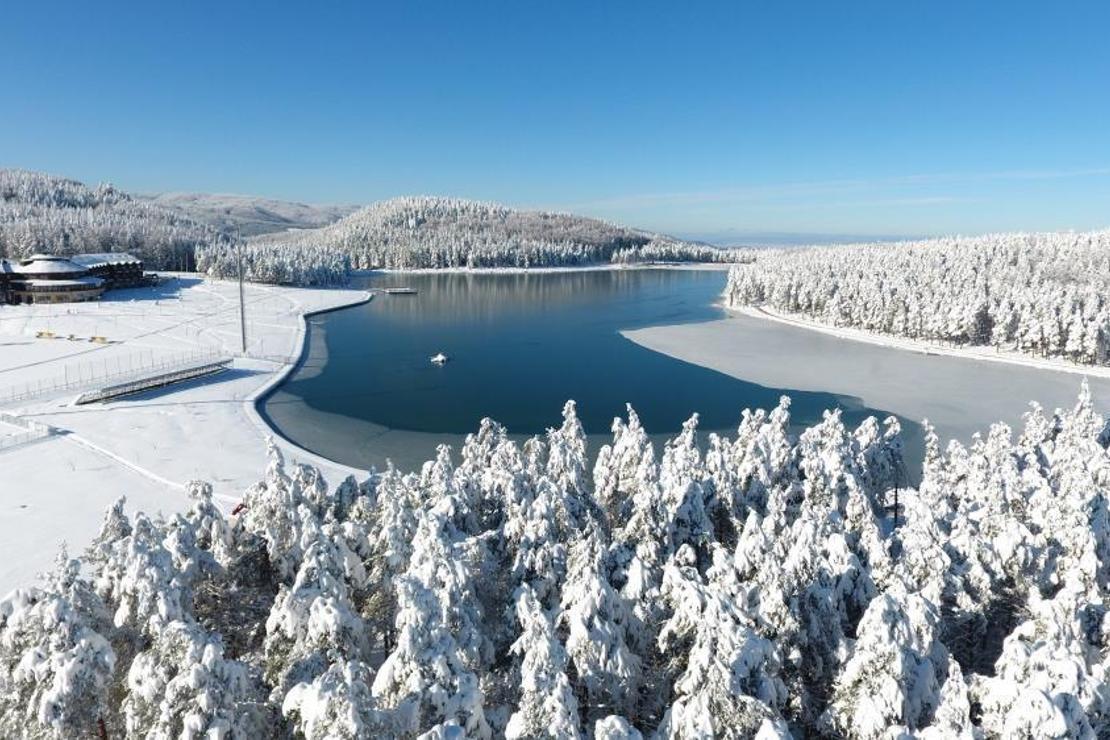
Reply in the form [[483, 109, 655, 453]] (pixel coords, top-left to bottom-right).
[[0, 276, 369, 595], [623, 309, 1110, 449]]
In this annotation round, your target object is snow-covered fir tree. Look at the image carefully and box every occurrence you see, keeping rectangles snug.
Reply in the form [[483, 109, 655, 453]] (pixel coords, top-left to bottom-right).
[[724, 230, 1110, 365], [1, 387, 1108, 737], [195, 238, 352, 286]]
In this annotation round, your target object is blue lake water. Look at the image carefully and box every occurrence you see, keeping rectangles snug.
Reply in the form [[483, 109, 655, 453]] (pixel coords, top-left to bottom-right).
[[261, 269, 921, 475]]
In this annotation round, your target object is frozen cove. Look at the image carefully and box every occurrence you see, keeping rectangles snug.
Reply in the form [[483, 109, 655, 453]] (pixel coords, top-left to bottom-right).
[[623, 310, 1110, 450]]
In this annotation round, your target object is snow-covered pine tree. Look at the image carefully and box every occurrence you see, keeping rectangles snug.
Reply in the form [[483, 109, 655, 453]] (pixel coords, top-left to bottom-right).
[[371, 504, 491, 738], [547, 400, 595, 529], [0, 551, 116, 739], [659, 414, 713, 562], [559, 527, 642, 726], [363, 466, 419, 653], [283, 660, 394, 739], [504, 585, 582, 739], [98, 513, 191, 638], [122, 620, 268, 737], [594, 405, 655, 526], [263, 524, 368, 696], [656, 544, 789, 738], [824, 581, 965, 738]]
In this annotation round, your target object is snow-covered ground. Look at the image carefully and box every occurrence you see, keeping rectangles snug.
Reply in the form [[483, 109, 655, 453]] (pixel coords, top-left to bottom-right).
[[0, 276, 369, 595], [623, 310, 1110, 450]]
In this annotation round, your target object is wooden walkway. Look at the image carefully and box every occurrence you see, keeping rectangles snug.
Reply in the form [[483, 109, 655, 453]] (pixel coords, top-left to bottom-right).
[[74, 358, 232, 405]]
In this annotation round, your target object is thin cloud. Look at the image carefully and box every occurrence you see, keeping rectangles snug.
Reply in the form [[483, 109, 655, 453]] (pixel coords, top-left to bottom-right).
[[782, 195, 971, 210], [897, 166, 1110, 184]]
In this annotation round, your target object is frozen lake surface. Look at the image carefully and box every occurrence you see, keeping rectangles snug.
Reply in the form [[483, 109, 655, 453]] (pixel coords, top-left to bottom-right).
[[261, 269, 919, 474], [263, 268, 1109, 478]]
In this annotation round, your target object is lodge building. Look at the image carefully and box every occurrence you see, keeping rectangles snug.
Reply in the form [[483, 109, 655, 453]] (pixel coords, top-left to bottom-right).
[[0, 252, 146, 305], [70, 253, 145, 289]]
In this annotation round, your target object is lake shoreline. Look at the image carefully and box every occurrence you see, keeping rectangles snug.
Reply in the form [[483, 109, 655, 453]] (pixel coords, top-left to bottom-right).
[[729, 303, 1110, 379], [359, 261, 736, 276], [246, 291, 375, 475]]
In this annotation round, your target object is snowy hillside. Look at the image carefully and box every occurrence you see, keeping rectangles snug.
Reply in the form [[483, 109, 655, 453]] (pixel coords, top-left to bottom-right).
[[144, 192, 357, 237], [2, 389, 1108, 737], [1, 173, 735, 277], [0, 169, 215, 270], [255, 196, 737, 269], [724, 230, 1110, 366]]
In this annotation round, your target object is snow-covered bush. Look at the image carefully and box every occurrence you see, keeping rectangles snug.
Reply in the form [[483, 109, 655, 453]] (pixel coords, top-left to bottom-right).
[[1, 387, 1107, 737], [724, 230, 1110, 365]]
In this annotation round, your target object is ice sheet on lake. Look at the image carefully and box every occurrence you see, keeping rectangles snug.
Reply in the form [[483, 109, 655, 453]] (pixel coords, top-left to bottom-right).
[[623, 313, 1110, 448]]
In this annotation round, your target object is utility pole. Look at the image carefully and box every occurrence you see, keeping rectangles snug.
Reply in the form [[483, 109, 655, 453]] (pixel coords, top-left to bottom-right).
[[237, 229, 247, 356]]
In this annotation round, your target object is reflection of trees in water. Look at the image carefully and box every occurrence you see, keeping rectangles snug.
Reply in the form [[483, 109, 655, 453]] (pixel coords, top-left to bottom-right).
[[358, 269, 719, 324]]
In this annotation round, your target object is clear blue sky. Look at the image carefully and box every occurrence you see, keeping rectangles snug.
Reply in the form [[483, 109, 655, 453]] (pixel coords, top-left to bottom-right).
[[4, 1, 1109, 241]]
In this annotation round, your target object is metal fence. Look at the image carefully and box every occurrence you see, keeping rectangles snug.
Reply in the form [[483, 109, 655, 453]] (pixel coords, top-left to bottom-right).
[[0, 412, 54, 450], [0, 348, 229, 406]]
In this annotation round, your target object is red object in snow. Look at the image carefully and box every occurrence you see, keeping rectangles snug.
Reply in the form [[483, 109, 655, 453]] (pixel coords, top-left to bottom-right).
[[231, 502, 248, 516]]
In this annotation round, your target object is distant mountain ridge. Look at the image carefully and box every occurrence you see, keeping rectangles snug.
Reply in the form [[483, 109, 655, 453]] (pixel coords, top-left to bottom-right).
[[0, 170, 737, 278], [254, 195, 734, 269], [143, 192, 358, 237]]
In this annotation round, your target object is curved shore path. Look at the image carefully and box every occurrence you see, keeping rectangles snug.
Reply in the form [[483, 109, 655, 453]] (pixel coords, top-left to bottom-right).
[[0, 276, 370, 595]]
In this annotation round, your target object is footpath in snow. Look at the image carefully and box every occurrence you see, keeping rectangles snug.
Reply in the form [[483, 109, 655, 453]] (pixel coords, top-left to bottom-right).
[[0, 275, 369, 595]]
